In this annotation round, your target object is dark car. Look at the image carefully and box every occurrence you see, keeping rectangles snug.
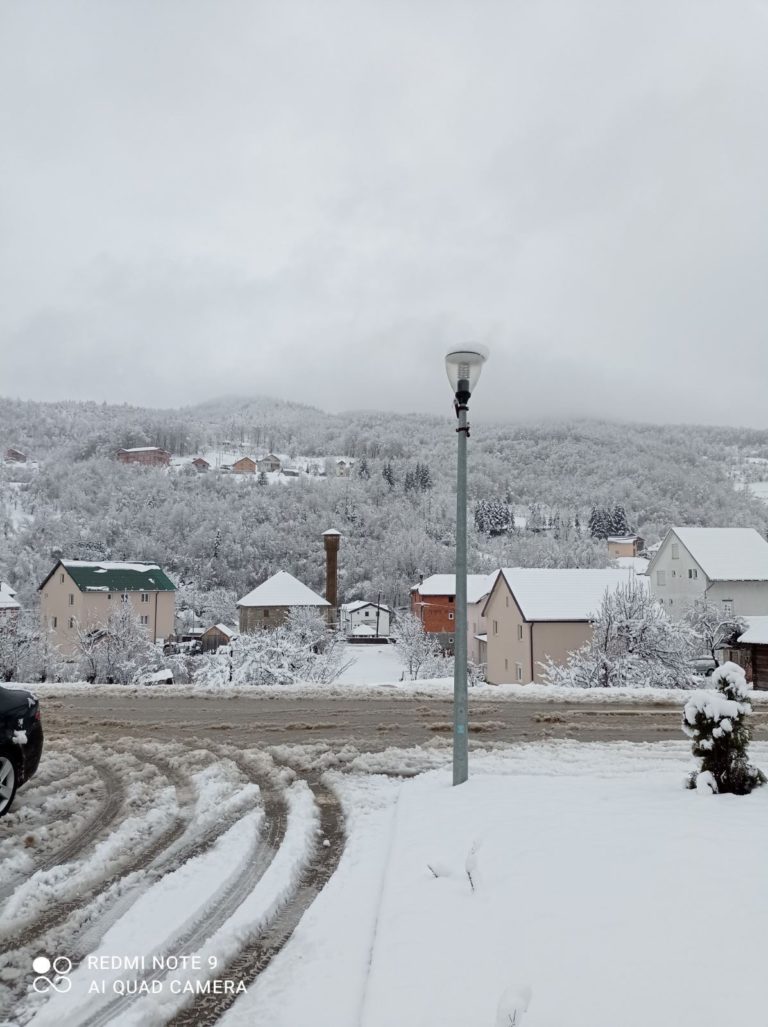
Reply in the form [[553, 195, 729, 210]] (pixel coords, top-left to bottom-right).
[[0, 685, 43, 817]]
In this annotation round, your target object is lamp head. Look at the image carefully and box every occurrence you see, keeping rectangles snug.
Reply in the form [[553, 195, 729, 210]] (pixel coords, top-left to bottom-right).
[[445, 345, 489, 404]]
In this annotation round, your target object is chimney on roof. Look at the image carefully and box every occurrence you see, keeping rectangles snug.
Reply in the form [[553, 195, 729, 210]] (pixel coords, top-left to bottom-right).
[[323, 529, 341, 624]]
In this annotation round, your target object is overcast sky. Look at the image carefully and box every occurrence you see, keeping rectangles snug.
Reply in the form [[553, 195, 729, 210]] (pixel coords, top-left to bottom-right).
[[2, 1, 768, 426]]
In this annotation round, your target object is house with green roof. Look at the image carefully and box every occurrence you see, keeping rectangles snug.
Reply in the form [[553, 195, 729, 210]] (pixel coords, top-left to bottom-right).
[[39, 559, 177, 657]]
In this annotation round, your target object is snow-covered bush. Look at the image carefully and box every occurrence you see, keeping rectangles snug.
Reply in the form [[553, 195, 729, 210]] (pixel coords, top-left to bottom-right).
[[683, 598, 746, 666], [683, 662, 766, 795], [543, 582, 696, 689], [393, 612, 446, 679], [221, 609, 350, 687], [75, 604, 156, 684]]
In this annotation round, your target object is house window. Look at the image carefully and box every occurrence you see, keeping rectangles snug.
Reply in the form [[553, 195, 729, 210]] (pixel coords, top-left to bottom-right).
[[722, 599, 734, 617], [140, 615, 149, 625], [448, 595, 455, 603], [516, 663, 523, 682], [505, 658, 509, 671], [68, 594, 74, 606], [60, 573, 65, 583], [264, 609, 270, 618], [493, 620, 498, 635], [448, 612, 454, 621], [108, 594, 112, 600], [656, 570, 666, 586], [671, 543, 679, 559], [141, 593, 150, 603], [671, 570, 676, 578], [517, 624, 523, 640], [68, 617, 74, 629], [506, 596, 509, 608], [51, 616, 57, 629], [121, 593, 129, 604], [688, 569, 698, 579]]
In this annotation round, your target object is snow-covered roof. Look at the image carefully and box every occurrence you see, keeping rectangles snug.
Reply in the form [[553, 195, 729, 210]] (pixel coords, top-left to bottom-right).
[[0, 585, 20, 610], [237, 571, 330, 608], [341, 600, 391, 613], [0, 582, 17, 598], [613, 557, 650, 574], [413, 573, 498, 605], [120, 446, 168, 453], [497, 568, 643, 622], [607, 535, 642, 543], [738, 616, 768, 645], [207, 623, 237, 637], [61, 560, 160, 572], [323, 529, 342, 536], [670, 527, 768, 581]]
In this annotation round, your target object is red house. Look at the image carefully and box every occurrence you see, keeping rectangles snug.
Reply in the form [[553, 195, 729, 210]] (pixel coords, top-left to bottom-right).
[[117, 447, 171, 467]]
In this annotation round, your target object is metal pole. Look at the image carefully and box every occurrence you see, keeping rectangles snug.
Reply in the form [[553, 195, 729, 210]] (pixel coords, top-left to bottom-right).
[[453, 402, 469, 785]]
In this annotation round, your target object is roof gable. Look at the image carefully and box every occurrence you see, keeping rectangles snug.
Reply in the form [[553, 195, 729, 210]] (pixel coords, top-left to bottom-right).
[[662, 527, 768, 582], [237, 571, 330, 608]]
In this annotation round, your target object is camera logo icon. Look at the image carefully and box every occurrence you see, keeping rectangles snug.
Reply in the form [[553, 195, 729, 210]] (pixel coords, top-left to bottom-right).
[[31, 956, 73, 994]]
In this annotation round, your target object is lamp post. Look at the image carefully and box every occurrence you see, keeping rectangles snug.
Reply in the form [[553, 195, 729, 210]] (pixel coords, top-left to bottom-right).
[[445, 345, 489, 786]]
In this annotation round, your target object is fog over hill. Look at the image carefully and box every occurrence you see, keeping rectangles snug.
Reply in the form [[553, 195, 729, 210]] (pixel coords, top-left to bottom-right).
[[2, 395, 767, 616]]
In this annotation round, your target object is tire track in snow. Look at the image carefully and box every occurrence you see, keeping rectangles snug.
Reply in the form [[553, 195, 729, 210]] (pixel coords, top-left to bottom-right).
[[165, 771, 345, 1027], [77, 748, 289, 1027], [0, 744, 195, 981], [0, 757, 124, 905]]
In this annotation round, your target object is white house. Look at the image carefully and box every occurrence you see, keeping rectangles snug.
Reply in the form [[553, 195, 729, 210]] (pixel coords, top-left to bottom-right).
[[646, 527, 768, 620], [340, 600, 391, 638], [0, 582, 20, 621]]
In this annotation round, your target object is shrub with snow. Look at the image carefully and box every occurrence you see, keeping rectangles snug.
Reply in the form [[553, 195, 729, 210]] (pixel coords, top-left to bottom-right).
[[393, 612, 451, 680], [543, 582, 695, 689], [683, 662, 766, 795]]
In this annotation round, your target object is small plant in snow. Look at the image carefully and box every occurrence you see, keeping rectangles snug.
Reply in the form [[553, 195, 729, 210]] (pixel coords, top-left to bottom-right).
[[495, 985, 532, 1026], [683, 661, 766, 795], [465, 839, 481, 893]]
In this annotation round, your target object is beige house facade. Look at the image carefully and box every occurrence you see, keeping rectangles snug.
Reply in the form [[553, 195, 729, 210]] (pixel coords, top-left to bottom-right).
[[606, 535, 645, 558], [483, 567, 640, 685], [39, 560, 177, 657]]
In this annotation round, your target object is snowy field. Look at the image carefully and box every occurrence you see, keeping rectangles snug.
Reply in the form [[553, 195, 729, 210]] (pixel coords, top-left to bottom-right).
[[5, 739, 767, 1026], [223, 741, 768, 1027]]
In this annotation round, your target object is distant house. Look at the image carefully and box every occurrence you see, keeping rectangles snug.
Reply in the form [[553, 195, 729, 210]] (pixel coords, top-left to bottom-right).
[[191, 457, 210, 472], [39, 559, 177, 657], [340, 600, 392, 638], [281, 467, 301, 478], [411, 573, 498, 654], [237, 571, 330, 632], [117, 447, 171, 467], [606, 535, 645, 558], [232, 457, 257, 474], [483, 568, 641, 685], [258, 454, 281, 473], [200, 623, 237, 652], [0, 582, 20, 622], [4, 448, 27, 464], [335, 459, 353, 477], [646, 527, 768, 620]]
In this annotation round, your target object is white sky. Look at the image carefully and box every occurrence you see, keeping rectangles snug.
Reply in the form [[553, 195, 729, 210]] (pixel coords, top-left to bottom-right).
[[2, 0, 768, 425]]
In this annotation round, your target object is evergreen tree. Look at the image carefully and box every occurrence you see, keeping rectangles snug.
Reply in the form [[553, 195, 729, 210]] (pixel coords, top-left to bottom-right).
[[382, 463, 396, 490], [609, 504, 630, 536], [357, 457, 370, 480], [257, 470, 268, 486], [683, 662, 766, 794]]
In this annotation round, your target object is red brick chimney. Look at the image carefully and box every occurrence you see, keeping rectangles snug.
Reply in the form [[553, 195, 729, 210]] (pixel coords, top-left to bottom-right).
[[323, 529, 341, 623]]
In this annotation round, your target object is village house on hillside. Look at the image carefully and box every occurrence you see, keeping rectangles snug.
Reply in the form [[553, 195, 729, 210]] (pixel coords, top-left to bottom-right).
[[237, 571, 330, 632], [647, 527, 768, 619], [116, 446, 172, 467], [606, 534, 645, 558], [191, 457, 210, 472], [232, 456, 257, 474], [483, 568, 640, 685], [200, 623, 237, 652], [340, 600, 392, 639], [39, 560, 177, 657], [4, 448, 27, 464], [258, 454, 281, 473], [412, 573, 497, 654]]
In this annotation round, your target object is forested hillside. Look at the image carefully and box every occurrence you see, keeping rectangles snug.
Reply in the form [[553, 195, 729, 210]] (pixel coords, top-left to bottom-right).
[[2, 396, 767, 620]]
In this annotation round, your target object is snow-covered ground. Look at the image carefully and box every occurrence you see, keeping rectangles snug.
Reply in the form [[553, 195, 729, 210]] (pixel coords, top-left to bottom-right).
[[224, 741, 768, 1027], [335, 642, 402, 684]]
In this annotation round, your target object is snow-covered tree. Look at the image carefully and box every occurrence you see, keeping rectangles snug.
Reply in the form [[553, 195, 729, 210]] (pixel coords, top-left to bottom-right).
[[227, 608, 350, 687], [475, 498, 514, 537], [543, 583, 696, 689], [393, 612, 444, 679], [683, 598, 746, 665], [683, 662, 766, 794]]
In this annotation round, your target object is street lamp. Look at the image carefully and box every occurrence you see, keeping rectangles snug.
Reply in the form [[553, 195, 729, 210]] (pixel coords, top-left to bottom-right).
[[445, 345, 489, 786]]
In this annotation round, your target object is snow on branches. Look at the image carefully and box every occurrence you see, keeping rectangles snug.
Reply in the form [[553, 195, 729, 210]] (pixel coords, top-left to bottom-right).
[[683, 662, 766, 795], [543, 582, 696, 689]]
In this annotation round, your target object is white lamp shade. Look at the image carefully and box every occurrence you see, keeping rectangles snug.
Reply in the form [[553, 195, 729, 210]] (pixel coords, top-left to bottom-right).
[[445, 345, 489, 395]]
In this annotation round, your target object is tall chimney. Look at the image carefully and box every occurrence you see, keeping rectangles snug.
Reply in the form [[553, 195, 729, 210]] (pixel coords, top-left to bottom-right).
[[323, 529, 341, 624]]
